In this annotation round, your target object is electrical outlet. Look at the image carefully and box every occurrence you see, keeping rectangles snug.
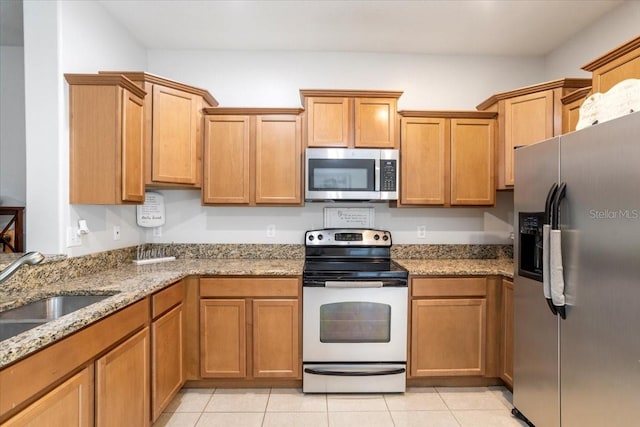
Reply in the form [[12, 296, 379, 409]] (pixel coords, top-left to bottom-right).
[[266, 224, 276, 238], [113, 226, 121, 241], [66, 227, 81, 247], [153, 226, 162, 237], [417, 225, 427, 238]]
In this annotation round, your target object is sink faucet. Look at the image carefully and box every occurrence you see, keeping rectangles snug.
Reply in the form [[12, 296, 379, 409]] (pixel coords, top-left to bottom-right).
[[0, 251, 45, 284]]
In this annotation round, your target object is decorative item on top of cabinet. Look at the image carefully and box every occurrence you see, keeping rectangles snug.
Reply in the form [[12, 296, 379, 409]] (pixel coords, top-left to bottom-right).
[[65, 74, 146, 204], [202, 108, 304, 206], [477, 78, 591, 189], [561, 86, 592, 134], [582, 35, 640, 93], [300, 89, 402, 148], [199, 277, 301, 385], [397, 111, 497, 207], [99, 71, 218, 188]]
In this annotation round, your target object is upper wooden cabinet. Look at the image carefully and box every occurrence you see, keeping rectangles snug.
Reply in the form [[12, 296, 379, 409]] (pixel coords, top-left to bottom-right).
[[202, 108, 304, 206], [66, 74, 146, 204], [300, 89, 402, 148], [100, 71, 218, 188], [561, 86, 592, 134], [477, 78, 591, 189], [398, 111, 496, 206], [582, 35, 640, 93]]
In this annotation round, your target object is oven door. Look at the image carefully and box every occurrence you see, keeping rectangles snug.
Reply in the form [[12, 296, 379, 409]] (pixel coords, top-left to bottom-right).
[[303, 285, 407, 362]]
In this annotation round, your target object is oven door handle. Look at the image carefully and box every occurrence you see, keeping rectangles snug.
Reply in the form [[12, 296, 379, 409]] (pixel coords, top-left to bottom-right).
[[304, 367, 406, 377], [324, 281, 384, 288]]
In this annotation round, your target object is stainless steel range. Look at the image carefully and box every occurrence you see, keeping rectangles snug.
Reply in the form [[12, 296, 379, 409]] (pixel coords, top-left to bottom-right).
[[302, 228, 409, 393]]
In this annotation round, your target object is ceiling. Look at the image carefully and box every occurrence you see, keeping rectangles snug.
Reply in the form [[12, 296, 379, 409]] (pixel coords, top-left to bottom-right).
[[2, 1, 625, 55]]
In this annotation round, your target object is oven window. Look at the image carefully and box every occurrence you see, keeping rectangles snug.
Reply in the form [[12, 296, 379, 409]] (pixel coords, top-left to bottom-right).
[[308, 159, 375, 191], [319, 302, 391, 343]]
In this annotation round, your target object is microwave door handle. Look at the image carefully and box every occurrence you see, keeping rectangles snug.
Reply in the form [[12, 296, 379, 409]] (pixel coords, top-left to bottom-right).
[[374, 158, 380, 191]]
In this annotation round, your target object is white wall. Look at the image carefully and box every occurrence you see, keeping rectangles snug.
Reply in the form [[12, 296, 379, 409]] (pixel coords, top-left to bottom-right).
[[544, 1, 640, 80], [0, 46, 26, 204], [23, 0, 147, 255]]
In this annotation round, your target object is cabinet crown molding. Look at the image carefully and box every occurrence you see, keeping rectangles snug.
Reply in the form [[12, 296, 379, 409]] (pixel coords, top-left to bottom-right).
[[299, 89, 403, 103], [99, 71, 218, 107], [476, 78, 592, 110], [561, 86, 592, 105], [581, 35, 640, 71], [399, 110, 497, 119], [64, 73, 147, 98], [203, 107, 304, 115]]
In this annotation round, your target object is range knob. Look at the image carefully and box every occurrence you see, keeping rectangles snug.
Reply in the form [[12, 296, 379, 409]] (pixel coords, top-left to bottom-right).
[[308, 235, 314, 241], [317, 234, 323, 240], [383, 235, 389, 241], [373, 234, 380, 240]]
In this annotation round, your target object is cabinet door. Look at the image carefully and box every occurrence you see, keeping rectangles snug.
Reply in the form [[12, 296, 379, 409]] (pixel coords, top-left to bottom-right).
[[121, 89, 145, 202], [355, 98, 397, 148], [96, 328, 150, 427], [255, 115, 302, 204], [3, 367, 93, 427], [151, 85, 200, 185], [400, 117, 448, 205], [450, 118, 495, 205], [306, 97, 351, 147], [151, 304, 184, 421], [503, 91, 554, 187], [203, 115, 251, 204], [410, 298, 486, 377], [562, 97, 585, 134], [200, 299, 246, 378], [252, 299, 300, 378], [500, 279, 514, 387]]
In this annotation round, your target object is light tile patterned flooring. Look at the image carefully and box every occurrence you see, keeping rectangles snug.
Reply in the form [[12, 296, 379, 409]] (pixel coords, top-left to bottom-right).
[[153, 386, 528, 427]]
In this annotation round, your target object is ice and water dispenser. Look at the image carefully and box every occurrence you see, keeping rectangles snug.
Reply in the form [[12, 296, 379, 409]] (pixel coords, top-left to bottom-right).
[[518, 212, 545, 282]]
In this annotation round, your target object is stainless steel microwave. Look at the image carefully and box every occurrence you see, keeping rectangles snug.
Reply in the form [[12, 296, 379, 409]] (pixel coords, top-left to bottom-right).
[[305, 148, 399, 201]]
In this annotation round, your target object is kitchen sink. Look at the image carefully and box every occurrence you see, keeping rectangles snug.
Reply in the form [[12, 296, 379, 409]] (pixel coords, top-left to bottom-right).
[[0, 294, 117, 341], [0, 294, 116, 321], [0, 320, 47, 342]]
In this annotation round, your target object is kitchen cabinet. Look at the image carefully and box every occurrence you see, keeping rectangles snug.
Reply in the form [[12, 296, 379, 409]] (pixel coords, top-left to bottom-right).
[[199, 277, 300, 382], [0, 299, 149, 424], [500, 277, 514, 388], [582, 35, 640, 93], [477, 78, 591, 189], [151, 281, 185, 421], [100, 71, 218, 188], [410, 277, 487, 377], [65, 74, 146, 204], [561, 86, 592, 134], [202, 108, 303, 205], [95, 327, 150, 427], [300, 89, 402, 148], [398, 111, 496, 206], [2, 367, 93, 427]]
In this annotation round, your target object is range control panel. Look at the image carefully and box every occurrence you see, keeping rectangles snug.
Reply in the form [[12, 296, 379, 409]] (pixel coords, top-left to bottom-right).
[[305, 228, 392, 247]]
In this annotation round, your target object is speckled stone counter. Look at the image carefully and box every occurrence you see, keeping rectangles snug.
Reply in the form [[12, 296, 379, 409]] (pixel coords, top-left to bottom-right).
[[0, 258, 303, 368], [395, 258, 513, 278]]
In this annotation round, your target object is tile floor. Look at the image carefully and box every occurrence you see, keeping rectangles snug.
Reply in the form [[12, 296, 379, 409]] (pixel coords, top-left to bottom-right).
[[153, 386, 528, 427]]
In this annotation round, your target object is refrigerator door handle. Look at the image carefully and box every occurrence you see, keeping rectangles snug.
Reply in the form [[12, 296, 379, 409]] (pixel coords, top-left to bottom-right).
[[543, 183, 559, 316], [550, 182, 567, 319]]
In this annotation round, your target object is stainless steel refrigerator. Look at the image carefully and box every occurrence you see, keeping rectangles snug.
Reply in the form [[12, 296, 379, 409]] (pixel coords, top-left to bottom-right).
[[513, 111, 640, 427]]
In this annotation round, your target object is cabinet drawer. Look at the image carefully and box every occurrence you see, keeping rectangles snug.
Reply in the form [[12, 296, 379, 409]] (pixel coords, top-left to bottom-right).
[[200, 277, 299, 298], [412, 277, 486, 297], [152, 280, 185, 319]]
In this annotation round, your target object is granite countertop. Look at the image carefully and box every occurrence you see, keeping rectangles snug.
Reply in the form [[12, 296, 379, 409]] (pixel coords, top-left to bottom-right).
[[0, 257, 513, 368]]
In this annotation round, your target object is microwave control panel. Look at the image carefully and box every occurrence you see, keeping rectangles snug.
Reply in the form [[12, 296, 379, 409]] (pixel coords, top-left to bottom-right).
[[380, 159, 397, 191]]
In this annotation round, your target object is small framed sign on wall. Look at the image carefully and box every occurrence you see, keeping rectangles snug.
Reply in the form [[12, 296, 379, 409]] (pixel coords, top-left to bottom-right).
[[136, 192, 166, 228]]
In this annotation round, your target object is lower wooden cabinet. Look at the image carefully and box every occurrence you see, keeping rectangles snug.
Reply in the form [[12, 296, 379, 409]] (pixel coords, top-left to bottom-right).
[[151, 281, 185, 421], [2, 367, 93, 427], [409, 277, 488, 378], [500, 278, 514, 387], [199, 277, 301, 381], [95, 327, 150, 427]]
